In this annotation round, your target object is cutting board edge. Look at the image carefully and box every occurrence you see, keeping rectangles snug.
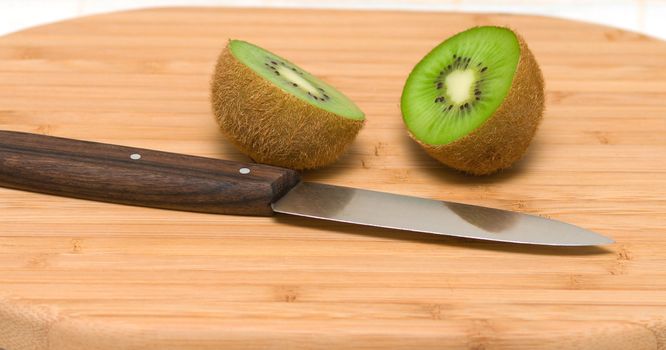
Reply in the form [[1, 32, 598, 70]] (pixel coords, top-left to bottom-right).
[[3, 6, 657, 43]]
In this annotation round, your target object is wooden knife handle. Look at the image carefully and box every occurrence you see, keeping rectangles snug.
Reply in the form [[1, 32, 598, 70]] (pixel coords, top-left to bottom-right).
[[0, 130, 301, 216]]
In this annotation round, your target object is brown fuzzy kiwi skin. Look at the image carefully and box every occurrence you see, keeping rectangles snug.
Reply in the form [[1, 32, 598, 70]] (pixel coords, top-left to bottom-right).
[[412, 33, 545, 176], [210, 43, 364, 170]]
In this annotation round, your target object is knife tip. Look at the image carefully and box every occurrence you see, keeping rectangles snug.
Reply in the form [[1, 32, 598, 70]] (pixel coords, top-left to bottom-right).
[[574, 232, 615, 246]]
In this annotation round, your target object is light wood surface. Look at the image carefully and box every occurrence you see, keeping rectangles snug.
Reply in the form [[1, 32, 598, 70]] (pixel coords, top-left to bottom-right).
[[0, 7, 665, 350]]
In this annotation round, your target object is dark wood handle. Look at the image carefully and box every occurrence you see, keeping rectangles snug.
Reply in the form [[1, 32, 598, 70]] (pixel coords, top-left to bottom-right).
[[0, 130, 301, 216]]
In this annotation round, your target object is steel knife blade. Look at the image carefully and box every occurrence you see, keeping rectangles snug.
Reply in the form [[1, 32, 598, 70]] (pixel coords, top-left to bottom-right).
[[273, 182, 613, 246]]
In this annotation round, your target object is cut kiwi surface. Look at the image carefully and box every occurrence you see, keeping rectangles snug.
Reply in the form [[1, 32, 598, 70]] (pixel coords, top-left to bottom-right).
[[401, 26, 544, 175], [229, 40, 364, 120], [402, 27, 520, 145], [211, 40, 365, 170]]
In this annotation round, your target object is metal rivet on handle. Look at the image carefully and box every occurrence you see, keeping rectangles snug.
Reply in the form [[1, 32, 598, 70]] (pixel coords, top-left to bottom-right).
[[130, 153, 141, 160], [239, 167, 251, 175]]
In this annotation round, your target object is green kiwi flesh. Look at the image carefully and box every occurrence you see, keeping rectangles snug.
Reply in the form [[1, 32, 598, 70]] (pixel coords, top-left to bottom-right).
[[401, 26, 544, 175], [229, 40, 364, 120]]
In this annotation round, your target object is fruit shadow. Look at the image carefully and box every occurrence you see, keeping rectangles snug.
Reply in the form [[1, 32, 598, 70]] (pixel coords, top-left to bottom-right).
[[400, 132, 542, 185], [273, 214, 612, 256], [211, 132, 365, 179], [212, 133, 263, 163], [301, 142, 367, 180]]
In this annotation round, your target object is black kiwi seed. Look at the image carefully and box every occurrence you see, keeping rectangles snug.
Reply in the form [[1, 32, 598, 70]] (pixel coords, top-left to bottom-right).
[[274, 71, 280, 76], [436, 82, 443, 89], [292, 83, 298, 87], [447, 105, 453, 111], [270, 61, 277, 65], [323, 94, 329, 99], [481, 67, 488, 72]]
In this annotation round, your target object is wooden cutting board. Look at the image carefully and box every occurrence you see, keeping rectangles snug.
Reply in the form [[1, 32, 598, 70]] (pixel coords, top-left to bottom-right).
[[0, 7, 665, 350]]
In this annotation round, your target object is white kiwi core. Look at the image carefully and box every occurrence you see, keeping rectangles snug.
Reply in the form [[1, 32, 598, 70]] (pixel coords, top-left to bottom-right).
[[445, 69, 476, 105], [276, 65, 324, 98]]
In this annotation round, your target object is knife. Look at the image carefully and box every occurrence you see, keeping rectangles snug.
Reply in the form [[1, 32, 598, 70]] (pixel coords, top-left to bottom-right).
[[0, 130, 612, 246]]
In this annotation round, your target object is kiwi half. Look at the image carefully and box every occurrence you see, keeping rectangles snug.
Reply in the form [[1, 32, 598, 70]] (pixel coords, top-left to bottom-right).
[[211, 40, 364, 170], [401, 26, 544, 175]]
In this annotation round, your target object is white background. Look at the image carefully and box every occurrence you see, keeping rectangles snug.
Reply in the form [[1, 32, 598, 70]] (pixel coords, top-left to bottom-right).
[[1, 0, 665, 40]]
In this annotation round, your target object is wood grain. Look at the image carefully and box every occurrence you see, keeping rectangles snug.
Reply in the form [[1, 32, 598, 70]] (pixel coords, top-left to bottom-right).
[[0, 130, 300, 216], [0, 7, 665, 350]]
